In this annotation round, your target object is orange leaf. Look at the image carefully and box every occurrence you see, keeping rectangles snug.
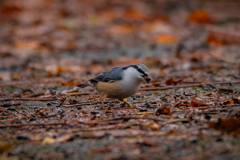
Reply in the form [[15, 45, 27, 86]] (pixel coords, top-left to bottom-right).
[[67, 79, 77, 85], [156, 106, 171, 115], [206, 33, 222, 45], [123, 9, 147, 20], [91, 65, 99, 72], [100, 10, 116, 20], [61, 81, 68, 86], [155, 34, 177, 43], [165, 78, 175, 85], [188, 10, 211, 24], [110, 25, 134, 34], [130, 58, 138, 64], [175, 101, 189, 107], [165, 78, 182, 85], [209, 119, 240, 135], [80, 111, 88, 114], [189, 101, 209, 107], [189, 101, 202, 107], [222, 99, 234, 105], [105, 110, 113, 113], [1, 5, 22, 15]]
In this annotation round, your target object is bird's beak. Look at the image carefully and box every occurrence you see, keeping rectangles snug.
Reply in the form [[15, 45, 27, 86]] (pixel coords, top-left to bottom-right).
[[143, 75, 152, 84]]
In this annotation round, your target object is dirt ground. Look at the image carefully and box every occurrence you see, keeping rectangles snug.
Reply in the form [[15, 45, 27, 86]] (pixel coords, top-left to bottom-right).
[[1, 0, 240, 160]]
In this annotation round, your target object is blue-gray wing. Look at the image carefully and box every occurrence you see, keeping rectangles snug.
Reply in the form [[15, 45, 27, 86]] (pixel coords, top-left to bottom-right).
[[90, 66, 123, 83]]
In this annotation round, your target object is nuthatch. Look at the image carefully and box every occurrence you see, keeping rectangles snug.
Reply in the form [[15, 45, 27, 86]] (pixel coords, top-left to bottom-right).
[[77, 63, 151, 109]]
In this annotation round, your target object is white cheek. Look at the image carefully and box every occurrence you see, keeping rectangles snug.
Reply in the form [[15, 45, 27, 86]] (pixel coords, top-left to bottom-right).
[[139, 75, 145, 81]]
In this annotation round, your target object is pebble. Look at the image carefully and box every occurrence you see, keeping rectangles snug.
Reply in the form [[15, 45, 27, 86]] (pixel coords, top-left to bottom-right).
[[0, 117, 7, 120], [159, 84, 167, 87], [1, 112, 8, 116], [204, 115, 211, 120], [140, 109, 148, 112], [2, 103, 11, 107], [7, 107, 16, 111], [91, 111, 100, 115], [145, 103, 153, 108], [136, 95, 141, 98], [17, 135, 29, 140]]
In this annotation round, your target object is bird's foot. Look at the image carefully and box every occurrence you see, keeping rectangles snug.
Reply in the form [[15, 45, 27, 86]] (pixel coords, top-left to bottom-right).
[[101, 103, 106, 110], [121, 99, 133, 108], [125, 102, 133, 108]]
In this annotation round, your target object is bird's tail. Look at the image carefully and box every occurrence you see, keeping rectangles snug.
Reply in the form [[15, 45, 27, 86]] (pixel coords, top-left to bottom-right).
[[76, 81, 93, 88]]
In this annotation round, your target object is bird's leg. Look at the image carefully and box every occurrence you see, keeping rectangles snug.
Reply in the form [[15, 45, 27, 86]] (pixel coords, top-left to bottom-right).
[[100, 96, 106, 110], [121, 98, 133, 108]]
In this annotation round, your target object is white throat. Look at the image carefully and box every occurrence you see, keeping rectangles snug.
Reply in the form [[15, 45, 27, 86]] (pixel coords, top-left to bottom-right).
[[114, 67, 144, 99]]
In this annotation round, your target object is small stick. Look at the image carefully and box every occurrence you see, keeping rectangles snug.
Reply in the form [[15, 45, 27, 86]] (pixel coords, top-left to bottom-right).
[[0, 122, 67, 128], [78, 116, 166, 125], [13, 97, 56, 101], [57, 97, 66, 107], [141, 80, 240, 91]]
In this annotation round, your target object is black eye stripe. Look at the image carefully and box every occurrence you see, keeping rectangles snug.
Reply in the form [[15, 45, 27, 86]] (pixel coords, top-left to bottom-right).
[[132, 65, 147, 76], [123, 65, 148, 76]]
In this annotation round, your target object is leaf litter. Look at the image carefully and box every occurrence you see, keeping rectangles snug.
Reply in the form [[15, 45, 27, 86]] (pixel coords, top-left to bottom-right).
[[1, 0, 240, 159]]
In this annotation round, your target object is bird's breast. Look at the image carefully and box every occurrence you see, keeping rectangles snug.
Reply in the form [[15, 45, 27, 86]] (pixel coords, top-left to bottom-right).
[[96, 77, 143, 99]]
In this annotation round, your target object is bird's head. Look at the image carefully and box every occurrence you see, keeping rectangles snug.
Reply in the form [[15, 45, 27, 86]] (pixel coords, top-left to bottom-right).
[[126, 63, 152, 83]]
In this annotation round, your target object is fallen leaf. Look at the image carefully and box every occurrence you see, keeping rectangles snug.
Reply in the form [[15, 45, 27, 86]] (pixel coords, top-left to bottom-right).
[[123, 9, 147, 20], [165, 78, 182, 85], [166, 130, 181, 135], [206, 33, 222, 45], [105, 110, 113, 113], [156, 106, 171, 115], [209, 118, 240, 135], [1, 5, 22, 15], [55, 134, 72, 143], [155, 34, 177, 43], [0, 142, 12, 154], [42, 137, 55, 144], [110, 25, 134, 34], [80, 111, 88, 114], [176, 101, 208, 107], [217, 88, 234, 94], [222, 99, 234, 105], [189, 101, 203, 107], [150, 122, 160, 131], [188, 10, 211, 24]]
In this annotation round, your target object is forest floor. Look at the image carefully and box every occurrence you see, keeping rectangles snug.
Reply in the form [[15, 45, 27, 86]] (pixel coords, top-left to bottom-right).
[[1, 0, 240, 160]]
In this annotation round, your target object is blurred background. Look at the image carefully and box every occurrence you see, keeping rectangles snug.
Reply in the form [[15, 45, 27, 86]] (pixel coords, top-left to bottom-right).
[[0, 0, 240, 82], [1, 1, 240, 159]]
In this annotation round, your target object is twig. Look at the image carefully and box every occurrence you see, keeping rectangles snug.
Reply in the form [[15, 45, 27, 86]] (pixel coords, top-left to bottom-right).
[[78, 116, 166, 125], [0, 77, 65, 87], [57, 97, 66, 107], [162, 119, 190, 125], [13, 97, 58, 101], [0, 122, 67, 128], [64, 92, 97, 96], [195, 104, 240, 110], [141, 80, 240, 91]]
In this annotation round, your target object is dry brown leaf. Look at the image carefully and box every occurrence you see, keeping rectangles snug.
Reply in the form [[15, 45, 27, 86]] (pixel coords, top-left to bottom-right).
[[42, 137, 55, 144], [206, 33, 223, 45], [188, 10, 211, 24], [165, 78, 182, 85], [209, 118, 240, 135], [150, 122, 160, 131], [156, 106, 171, 115], [155, 34, 177, 43], [110, 24, 134, 34], [123, 9, 147, 20]]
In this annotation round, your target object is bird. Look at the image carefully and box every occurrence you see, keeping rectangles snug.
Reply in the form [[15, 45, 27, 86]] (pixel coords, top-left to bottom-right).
[[76, 63, 151, 109]]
